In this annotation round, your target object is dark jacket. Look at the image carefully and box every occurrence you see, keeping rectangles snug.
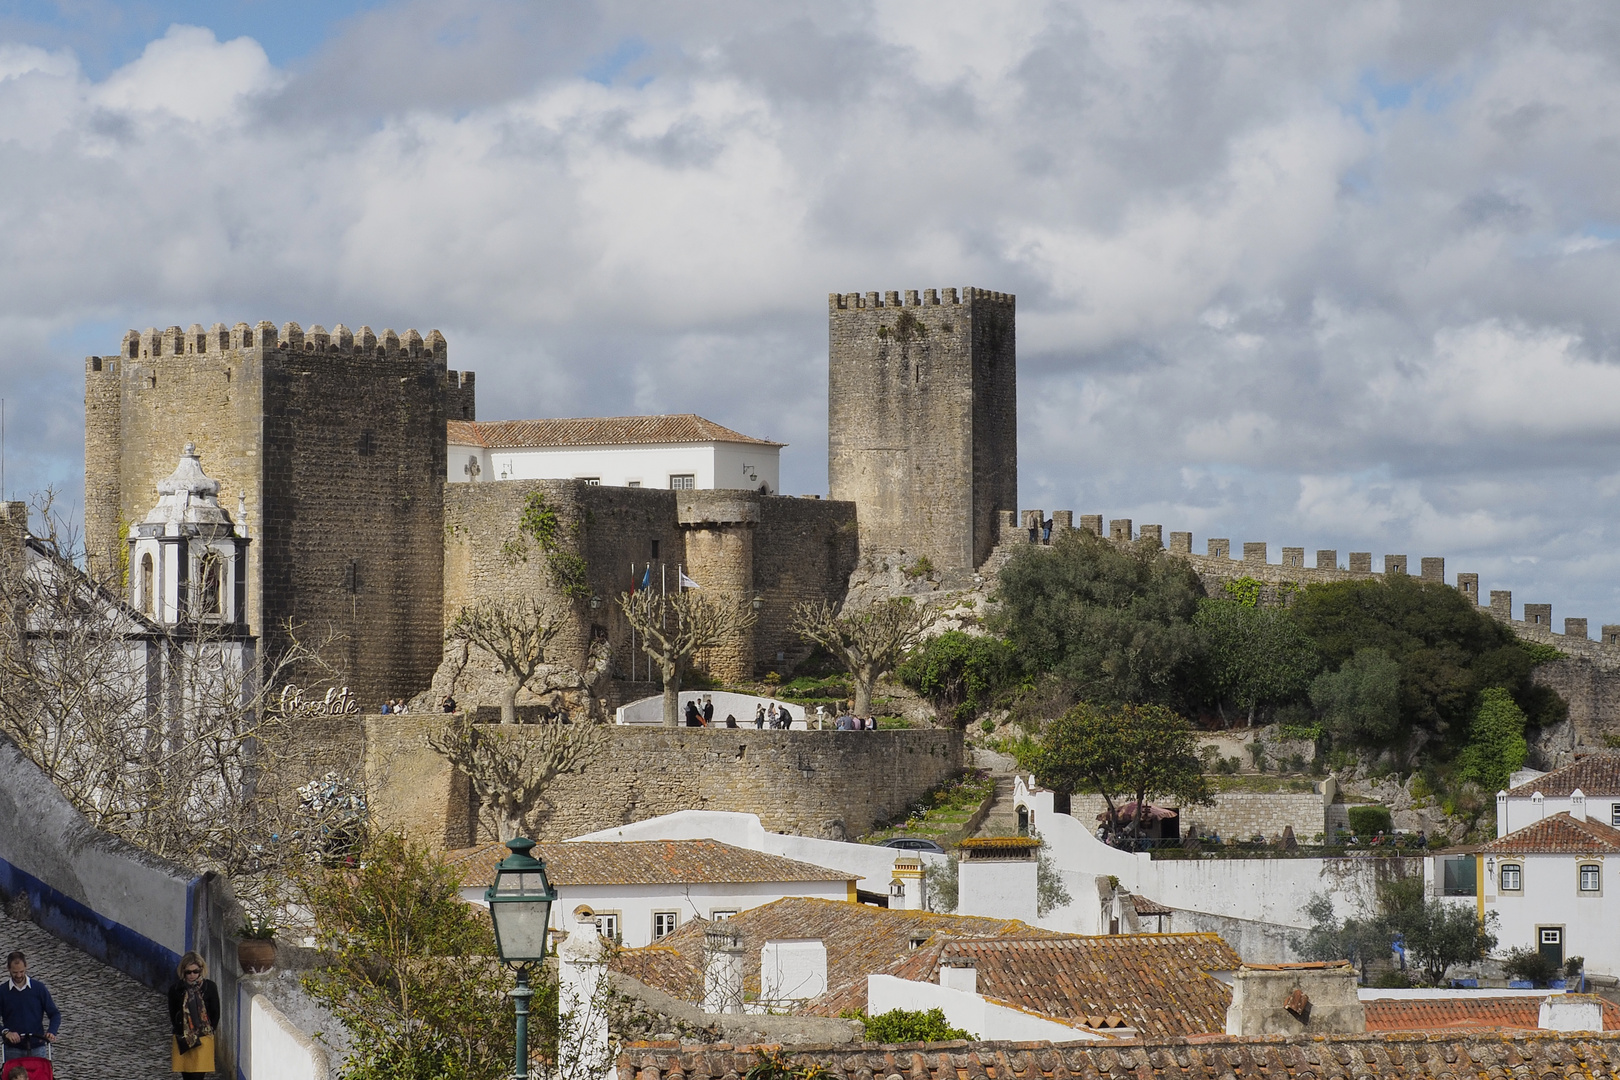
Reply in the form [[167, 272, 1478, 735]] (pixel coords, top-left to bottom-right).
[[168, 978, 221, 1048], [0, 978, 60, 1039], [701, 702, 714, 722], [684, 702, 702, 726]]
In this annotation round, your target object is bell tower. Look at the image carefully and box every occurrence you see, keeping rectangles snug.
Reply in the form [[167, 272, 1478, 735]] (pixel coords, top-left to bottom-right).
[[128, 444, 250, 628]]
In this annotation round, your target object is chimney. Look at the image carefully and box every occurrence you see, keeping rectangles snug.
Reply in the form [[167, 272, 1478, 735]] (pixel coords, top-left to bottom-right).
[[939, 957, 977, 994], [956, 836, 1040, 923], [760, 939, 827, 1003], [702, 928, 745, 1014], [890, 855, 926, 910], [1540, 995, 1604, 1032], [1571, 788, 1587, 822], [1224, 963, 1365, 1036]]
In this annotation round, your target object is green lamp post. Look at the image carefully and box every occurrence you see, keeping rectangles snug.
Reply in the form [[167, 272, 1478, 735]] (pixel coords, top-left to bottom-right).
[[486, 837, 558, 1080]]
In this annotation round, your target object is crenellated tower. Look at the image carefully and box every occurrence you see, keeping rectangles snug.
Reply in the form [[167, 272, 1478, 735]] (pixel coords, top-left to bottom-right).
[[84, 320, 475, 704], [827, 287, 1016, 572]]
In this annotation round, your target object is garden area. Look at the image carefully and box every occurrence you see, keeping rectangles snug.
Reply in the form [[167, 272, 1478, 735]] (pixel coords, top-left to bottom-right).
[[858, 769, 997, 849]]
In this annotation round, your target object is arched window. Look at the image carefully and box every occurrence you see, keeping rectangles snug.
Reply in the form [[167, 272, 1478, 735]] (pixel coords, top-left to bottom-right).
[[139, 554, 154, 616], [198, 553, 223, 616]]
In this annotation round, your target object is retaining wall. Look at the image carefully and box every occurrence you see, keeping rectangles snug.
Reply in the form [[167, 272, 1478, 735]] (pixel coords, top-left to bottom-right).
[[1067, 791, 1329, 844]]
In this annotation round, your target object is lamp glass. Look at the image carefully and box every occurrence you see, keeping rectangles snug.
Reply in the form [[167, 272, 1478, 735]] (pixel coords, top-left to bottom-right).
[[486, 838, 557, 965]]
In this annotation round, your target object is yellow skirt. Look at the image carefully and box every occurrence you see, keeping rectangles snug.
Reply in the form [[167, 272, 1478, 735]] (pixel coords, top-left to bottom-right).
[[172, 1032, 215, 1072]]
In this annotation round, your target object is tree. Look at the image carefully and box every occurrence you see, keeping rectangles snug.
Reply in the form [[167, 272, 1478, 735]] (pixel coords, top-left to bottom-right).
[[895, 630, 1017, 726], [428, 712, 603, 840], [1193, 599, 1320, 725], [619, 589, 758, 727], [1310, 648, 1402, 748], [991, 530, 1206, 706], [1290, 893, 1395, 982], [857, 1008, 973, 1042], [1399, 902, 1498, 986], [793, 597, 936, 717], [1032, 702, 1211, 839], [299, 831, 522, 1080], [1454, 687, 1529, 793], [445, 598, 566, 724]]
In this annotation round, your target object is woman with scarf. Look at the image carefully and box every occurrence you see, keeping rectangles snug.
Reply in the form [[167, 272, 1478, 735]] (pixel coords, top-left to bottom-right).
[[167, 952, 219, 1078]]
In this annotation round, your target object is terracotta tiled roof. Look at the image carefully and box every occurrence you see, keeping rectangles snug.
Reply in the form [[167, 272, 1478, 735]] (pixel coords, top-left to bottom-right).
[[616, 1032, 1620, 1080], [1506, 755, 1620, 797], [1365, 994, 1619, 1033], [866, 935, 1239, 1038], [447, 415, 783, 450], [609, 896, 1063, 1014], [446, 840, 855, 888], [1130, 895, 1173, 917], [1481, 812, 1620, 855], [609, 946, 703, 1002]]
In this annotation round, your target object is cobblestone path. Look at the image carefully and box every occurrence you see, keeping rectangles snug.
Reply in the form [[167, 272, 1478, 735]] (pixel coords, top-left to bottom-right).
[[0, 912, 172, 1079]]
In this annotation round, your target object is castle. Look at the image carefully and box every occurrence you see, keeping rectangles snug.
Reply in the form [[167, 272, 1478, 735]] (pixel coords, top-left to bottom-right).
[[82, 291, 1019, 704]]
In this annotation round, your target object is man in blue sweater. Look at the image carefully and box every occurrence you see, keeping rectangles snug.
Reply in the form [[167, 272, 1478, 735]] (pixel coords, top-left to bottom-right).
[[0, 952, 60, 1061]]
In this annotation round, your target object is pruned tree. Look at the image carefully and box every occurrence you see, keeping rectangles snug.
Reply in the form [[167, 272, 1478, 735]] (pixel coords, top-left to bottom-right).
[[619, 589, 758, 727], [445, 597, 566, 723], [427, 711, 602, 841], [793, 597, 936, 717]]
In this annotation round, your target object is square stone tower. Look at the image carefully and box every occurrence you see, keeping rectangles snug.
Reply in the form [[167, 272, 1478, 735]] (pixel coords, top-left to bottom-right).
[[828, 287, 1016, 571], [85, 321, 475, 704]]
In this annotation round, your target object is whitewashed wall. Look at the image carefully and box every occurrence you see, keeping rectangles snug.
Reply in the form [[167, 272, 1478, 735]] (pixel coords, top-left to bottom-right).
[[1498, 790, 1620, 837], [867, 974, 1103, 1043], [242, 992, 328, 1080], [447, 440, 780, 493], [1480, 851, 1620, 976], [616, 691, 808, 727]]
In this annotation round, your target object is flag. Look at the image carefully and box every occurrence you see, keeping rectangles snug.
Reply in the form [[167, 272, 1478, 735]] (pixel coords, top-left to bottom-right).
[[679, 570, 701, 589], [633, 564, 651, 593]]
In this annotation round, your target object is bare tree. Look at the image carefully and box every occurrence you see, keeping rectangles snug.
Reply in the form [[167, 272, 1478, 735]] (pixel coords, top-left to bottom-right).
[[427, 712, 602, 840], [618, 589, 758, 727], [793, 597, 936, 716], [444, 597, 565, 723]]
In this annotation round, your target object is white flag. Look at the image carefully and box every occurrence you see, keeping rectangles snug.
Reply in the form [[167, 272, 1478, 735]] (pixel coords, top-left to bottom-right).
[[679, 570, 701, 589]]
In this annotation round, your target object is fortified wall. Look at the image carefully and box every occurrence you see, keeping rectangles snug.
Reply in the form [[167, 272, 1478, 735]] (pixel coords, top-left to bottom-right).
[[85, 321, 470, 703]]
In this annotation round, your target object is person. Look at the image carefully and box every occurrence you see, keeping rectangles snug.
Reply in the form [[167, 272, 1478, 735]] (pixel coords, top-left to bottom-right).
[[394, 698, 409, 715], [4, 1062, 29, 1080], [753, 704, 766, 730], [379, 700, 391, 714], [724, 714, 738, 728], [440, 694, 457, 713], [168, 950, 220, 1080], [1042, 517, 1054, 544], [835, 706, 856, 731], [684, 700, 702, 727], [766, 702, 779, 728], [701, 695, 714, 725], [0, 951, 59, 1063]]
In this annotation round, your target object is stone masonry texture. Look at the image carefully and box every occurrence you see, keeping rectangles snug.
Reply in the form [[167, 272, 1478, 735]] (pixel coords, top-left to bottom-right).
[[84, 322, 464, 705], [362, 715, 963, 847], [828, 288, 1016, 572]]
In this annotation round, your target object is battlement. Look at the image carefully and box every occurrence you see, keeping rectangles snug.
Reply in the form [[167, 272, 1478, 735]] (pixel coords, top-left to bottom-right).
[[828, 287, 1016, 310], [112, 322, 448, 361]]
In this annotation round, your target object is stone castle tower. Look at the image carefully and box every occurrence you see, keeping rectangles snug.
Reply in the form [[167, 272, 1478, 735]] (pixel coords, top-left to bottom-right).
[[827, 287, 1017, 572], [85, 321, 477, 702]]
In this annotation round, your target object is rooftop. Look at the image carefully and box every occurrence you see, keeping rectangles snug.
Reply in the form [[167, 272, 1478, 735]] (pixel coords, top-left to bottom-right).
[[446, 840, 855, 889], [1364, 995, 1619, 1034], [1506, 754, 1620, 798], [1480, 812, 1620, 855], [447, 414, 784, 450], [618, 1032, 1620, 1080]]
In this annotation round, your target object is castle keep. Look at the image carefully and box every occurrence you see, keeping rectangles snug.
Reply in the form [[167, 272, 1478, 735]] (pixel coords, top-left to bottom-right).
[[85, 321, 474, 702], [828, 288, 1017, 572]]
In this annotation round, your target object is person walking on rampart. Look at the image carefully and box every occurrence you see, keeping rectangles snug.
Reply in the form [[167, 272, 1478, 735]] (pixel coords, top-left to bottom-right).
[[168, 950, 220, 1079], [701, 695, 714, 724], [754, 704, 766, 729], [684, 700, 703, 727], [0, 952, 59, 1064]]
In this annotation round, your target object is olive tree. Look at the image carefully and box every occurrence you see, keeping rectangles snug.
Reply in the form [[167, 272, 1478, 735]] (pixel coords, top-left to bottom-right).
[[619, 589, 758, 727], [793, 597, 935, 716]]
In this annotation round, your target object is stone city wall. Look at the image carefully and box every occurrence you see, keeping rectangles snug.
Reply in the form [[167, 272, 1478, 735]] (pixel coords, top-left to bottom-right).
[[362, 716, 963, 847], [1066, 791, 1329, 844]]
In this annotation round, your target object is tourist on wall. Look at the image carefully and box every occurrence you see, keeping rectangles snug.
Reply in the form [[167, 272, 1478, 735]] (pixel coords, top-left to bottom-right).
[[0, 952, 58, 1064], [754, 704, 767, 729], [168, 950, 220, 1080], [701, 696, 714, 724], [724, 714, 738, 728], [685, 700, 703, 727]]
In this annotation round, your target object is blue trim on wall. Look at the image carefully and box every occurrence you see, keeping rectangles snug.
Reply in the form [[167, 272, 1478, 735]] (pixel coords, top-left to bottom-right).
[[0, 858, 179, 991], [185, 876, 200, 955]]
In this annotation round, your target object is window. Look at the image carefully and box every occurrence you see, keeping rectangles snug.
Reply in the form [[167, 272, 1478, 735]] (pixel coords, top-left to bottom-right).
[[139, 554, 154, 616], [1580, 864, 1601, 892], [594, 913, 620, 941], [579, 477, 600, 486], [710, 909, 737, 921], [626, 480, 641, 488], [1611, 803, 1620, 828], [652, 911, 678, 940], [197, 554, 223, 616], [669, 474, 695, 490], [1500, 863, 1521, 892], [1442, 855, 1477, 897]]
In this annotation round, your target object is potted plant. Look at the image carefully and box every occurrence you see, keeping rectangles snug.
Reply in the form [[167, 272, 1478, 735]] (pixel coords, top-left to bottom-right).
[[237, 918, 278, 974]]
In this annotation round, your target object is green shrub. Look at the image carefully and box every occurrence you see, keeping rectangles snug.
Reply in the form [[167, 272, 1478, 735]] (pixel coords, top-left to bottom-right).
[[1454, 687, 1529, 794], [1347, 805, 1392, 836], [1502, 946, 1560, 985], [857, 1007, 972, 1043]]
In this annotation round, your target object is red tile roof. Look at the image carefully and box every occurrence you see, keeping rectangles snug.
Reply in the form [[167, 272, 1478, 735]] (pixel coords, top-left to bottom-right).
[[1481, 812, 1620, 855], [447, 415, 783, 449], [1506, 755, 1620, 798], [446, 840, 855, 889], [1364, 994, 1619, 1033], [1130, 895, 1173, 917], [870, 935, 1240, 1038], [617, 1032, 1620, 1079]]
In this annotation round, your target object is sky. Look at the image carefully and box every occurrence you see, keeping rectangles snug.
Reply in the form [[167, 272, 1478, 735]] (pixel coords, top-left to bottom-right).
[[3, 1, 1620, 629]]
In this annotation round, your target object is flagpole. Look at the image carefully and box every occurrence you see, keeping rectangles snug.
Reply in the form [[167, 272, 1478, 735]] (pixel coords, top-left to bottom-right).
[[629, 561, 635, 681]]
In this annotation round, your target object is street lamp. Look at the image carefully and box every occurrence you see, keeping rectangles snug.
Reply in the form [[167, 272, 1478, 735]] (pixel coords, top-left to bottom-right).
[[751, 595, 763, 612], [589, 594, 602, 611], [486, 837, 558, 1080]]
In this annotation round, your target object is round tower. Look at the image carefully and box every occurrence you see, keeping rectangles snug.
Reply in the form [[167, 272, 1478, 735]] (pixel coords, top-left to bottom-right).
[[677, 491, 758, 682]]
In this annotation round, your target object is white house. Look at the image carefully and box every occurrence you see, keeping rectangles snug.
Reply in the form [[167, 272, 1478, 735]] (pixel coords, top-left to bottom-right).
[[451, 838, 855, 948], [447, 414, 783, 493], [1497, 755, 1620, 836]]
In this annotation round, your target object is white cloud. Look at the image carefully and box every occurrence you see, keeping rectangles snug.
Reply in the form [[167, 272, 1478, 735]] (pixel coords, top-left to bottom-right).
[[94, 25, 280, 125]]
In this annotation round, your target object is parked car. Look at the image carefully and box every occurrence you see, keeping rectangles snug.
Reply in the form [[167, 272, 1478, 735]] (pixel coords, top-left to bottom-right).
[[877, 837, 947, 854]]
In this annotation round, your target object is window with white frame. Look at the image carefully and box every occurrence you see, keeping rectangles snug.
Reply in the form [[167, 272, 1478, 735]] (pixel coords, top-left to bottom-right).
[[652, 911, 678, 940], [579, 477, 601, 486], [594, 912, 620, 941], [1580, 864, 1601, 892], [1500, 863, 1522, 892], [669, 474, 695, 490], [711, 909, 738, 921], [1611, 802, 1620, 827]]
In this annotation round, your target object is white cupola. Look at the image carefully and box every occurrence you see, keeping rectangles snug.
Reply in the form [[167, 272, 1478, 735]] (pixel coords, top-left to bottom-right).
[[127, 444, 250, 626]]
